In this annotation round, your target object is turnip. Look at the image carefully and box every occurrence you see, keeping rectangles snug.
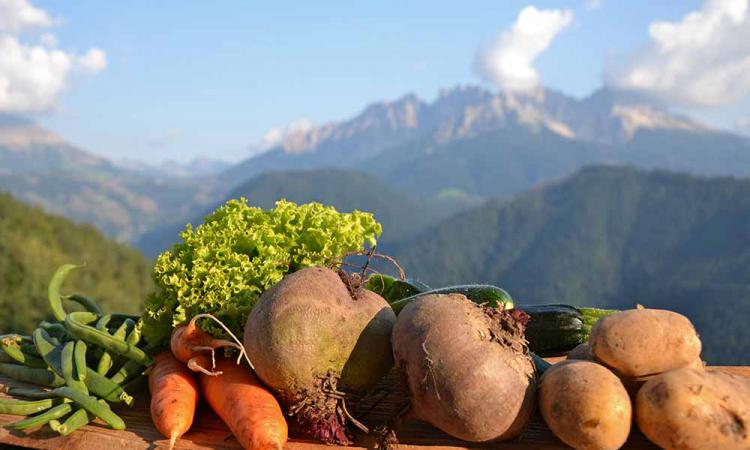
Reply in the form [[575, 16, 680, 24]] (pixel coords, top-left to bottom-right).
[[392, 293, 536, 442], [243, 266, 396, 445]]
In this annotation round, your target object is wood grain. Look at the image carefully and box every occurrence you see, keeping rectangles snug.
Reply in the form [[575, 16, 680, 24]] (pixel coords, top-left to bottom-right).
[[1, 366, 748, 450]]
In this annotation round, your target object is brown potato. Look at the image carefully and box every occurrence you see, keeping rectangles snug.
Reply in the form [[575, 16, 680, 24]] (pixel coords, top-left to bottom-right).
[[636, 368, 750, 450], [540, 360, 632, 450], [567, 343, 595, 361], [590, 309, 701, 377]]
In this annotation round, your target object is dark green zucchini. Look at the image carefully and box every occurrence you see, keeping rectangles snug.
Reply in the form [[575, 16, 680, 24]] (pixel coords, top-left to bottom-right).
[[366, 274, 431, 303], [390, 284, 513, 314], [519, 304, 617, 356]]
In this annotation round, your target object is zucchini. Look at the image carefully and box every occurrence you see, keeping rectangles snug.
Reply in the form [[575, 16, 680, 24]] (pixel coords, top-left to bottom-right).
[[366, 274, 430, 303], [390, 284, 513, 314], [518, 304, 617, 356]]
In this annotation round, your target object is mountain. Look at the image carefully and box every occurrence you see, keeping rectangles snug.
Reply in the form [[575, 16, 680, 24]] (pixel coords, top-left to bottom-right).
[[0, 114, 113, 175], [0, 192, 152, 334], [394, 165, 750, 365], [0, 115, 221, 243], [222, 86, 714, 189], [135, 168, 451, 257]]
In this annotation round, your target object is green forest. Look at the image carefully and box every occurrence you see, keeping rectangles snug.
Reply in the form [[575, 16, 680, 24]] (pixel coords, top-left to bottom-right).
[[0, 193, 152, 334], [395, 166, 750, 364]]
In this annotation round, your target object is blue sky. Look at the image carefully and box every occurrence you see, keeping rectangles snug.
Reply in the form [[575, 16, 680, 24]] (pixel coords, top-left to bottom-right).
[[4, 0, 750, 163]]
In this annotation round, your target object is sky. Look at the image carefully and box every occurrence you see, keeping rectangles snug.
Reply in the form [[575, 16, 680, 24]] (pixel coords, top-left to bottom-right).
[[2, 0, 750, 164]]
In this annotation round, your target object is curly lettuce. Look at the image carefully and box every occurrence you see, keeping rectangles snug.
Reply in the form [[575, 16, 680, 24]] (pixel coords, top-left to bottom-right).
[[143, 198, 382, 346]]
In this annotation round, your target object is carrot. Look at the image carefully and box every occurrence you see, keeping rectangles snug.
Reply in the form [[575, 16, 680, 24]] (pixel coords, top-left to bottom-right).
[[170, 313, 252, 375], [148, 352, 199, 449], [199, 356, 288, 450]]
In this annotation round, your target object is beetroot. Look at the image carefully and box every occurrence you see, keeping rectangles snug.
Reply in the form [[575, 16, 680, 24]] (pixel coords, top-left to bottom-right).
[[243, 266, 396, 444], [392, 293, 536, 442]]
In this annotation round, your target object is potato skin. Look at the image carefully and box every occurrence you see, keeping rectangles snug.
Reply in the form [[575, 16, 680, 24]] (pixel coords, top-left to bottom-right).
[[539, 360, 632, 450], [393, 294, 536, 442], [590, 309, 701, 377], [567, 343, 595, 361], [637, 368, 750, 450]]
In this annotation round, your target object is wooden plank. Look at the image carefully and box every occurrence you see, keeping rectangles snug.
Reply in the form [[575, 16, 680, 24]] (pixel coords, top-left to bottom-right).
[[2, 367, 749, 450]]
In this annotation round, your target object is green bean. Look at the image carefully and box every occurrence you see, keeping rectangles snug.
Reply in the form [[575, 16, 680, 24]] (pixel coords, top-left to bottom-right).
[[125, 321, 142, 347], [74, 341, 87, 381], [19, 344, 40, 357], [65, 312, 152, 366], [51, 407, 94, 436], [5, 387, 56, 399], [97, 320, 129, 376], [32, 328, 64, 377], [0, 397, 61, 415], [0, 342, 47, 368], [83, 367, 133, 404], [65, 293, 103, 315], [33, 328, 125, 402], [0, 334, 31, 344], [95, 314, 112, 331], [0, 363, 65, 387], [48, 263, 84, 322], [61, 341, 88, 394], [109, 359, 144, 385], [52, 386, 126, 430], [0, 349, 13, 363], [48, 418, 62, 432], [111, 323, 143, 376], [4, 402, 73, 429], [39, 321, 69, 340]]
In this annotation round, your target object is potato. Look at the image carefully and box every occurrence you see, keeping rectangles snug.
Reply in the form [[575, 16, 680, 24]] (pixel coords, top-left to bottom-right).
[[590, 309, 701, 377], [637, 368, 750, 450], [567, 343, 595, 361], [539, 360, 632, 450]]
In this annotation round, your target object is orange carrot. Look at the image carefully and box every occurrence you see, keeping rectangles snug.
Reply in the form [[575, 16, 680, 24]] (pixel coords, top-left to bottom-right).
[[148, 351, 199, 449], [170, 313, 251, 375], [199, 356, 288, 450]]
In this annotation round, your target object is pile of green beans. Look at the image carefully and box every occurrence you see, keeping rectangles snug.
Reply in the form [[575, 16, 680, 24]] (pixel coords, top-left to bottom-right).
[[0, 264, 153, 436]]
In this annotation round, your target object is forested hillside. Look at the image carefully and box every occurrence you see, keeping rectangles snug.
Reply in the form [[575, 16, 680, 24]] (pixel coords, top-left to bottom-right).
[[395, 166, 750, 364], [0, 193, 153, 333]]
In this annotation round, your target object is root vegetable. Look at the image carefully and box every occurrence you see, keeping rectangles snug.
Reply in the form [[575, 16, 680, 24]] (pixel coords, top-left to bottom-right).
[[392, 293, 535, 442], [170, 313, 246, 376], [200, 357, 288, 450], [148, 352, 199, 449], [243, 266, 396, 444], [567, 343, 595, 361], [539, 360, 631, 450], [589, 309, 701, 377], [636, 367, 750, 450]]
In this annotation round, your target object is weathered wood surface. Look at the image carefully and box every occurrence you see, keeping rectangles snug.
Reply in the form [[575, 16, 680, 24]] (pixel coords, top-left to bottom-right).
[[1, 366, 748, 449]]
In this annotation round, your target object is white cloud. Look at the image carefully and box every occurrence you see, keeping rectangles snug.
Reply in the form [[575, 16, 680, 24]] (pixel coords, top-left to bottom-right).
[[77, 48, 107, 73], [0, 0, 51, 33], [586, 0, 602, 10], [0, 0, 106, 114], [607, 0, 750, 108], [475, 6, 573, 93], [39, 32, 57, 47], [256, 119, 315, 152]]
